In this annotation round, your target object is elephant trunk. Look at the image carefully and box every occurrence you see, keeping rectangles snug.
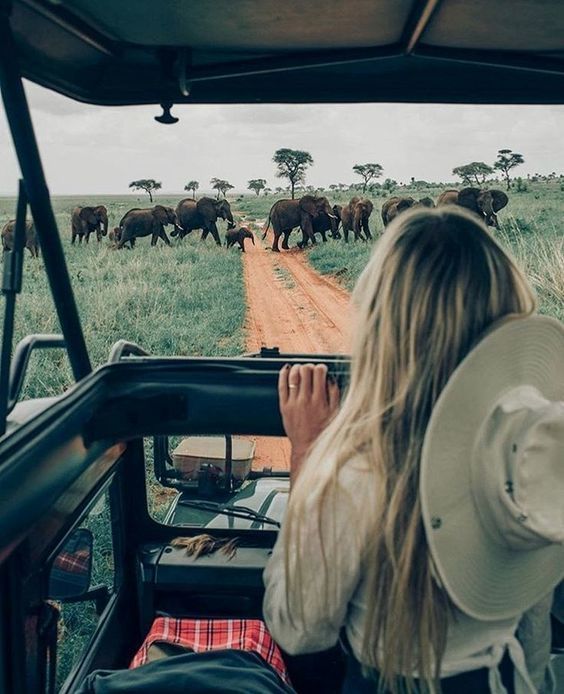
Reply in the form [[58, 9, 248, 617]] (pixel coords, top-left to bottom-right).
[[481, 199, 498, 228]]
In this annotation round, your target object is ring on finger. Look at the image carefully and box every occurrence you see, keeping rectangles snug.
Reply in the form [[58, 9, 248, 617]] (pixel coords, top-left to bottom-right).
[[288, 383, 298, 389]]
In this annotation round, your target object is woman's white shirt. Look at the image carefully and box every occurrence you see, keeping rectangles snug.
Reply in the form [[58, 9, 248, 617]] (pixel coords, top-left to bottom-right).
[[262, 456, 551, 693]]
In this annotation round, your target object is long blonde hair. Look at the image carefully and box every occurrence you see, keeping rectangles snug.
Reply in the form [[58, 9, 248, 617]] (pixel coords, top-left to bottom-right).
[[284, 207, 536, 692]]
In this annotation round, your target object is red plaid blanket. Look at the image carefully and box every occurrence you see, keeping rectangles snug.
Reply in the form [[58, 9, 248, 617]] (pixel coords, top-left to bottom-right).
[[130, 617, 291, 685]]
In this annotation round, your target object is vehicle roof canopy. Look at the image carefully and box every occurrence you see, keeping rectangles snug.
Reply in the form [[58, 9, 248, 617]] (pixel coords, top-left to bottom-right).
[[8, 0, 564, 105]]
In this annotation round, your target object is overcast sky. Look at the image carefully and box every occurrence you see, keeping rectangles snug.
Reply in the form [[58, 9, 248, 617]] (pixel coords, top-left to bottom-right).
[[0, 81, 562, 195]]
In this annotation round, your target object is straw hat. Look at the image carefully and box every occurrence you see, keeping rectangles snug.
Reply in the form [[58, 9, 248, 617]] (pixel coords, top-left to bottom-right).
[[420, 314, 564, 621]]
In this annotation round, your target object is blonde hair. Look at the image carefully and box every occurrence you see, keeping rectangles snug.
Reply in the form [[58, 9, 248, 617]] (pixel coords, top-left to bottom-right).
[[284, 207, 536, 692]]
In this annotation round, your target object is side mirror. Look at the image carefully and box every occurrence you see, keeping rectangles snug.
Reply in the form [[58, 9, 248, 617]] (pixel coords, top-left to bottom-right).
[[48, 528, 93, 601]]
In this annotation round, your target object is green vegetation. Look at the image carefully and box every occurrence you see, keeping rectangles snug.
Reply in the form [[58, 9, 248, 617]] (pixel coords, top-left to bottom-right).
[[273, 148, 313, 199], [352, 163, 383, 193], [247, 178, 267, 196], [494, 149, 525, 189], [184, 180, 199, 198], [452, 162, 494, 185], [210, 178, 234, 198], [128, 179, 162, 202], [0, 195, 246, 400]]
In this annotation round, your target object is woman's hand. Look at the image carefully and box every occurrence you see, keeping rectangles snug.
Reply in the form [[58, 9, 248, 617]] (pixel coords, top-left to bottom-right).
[[278, 363, 340, 483]]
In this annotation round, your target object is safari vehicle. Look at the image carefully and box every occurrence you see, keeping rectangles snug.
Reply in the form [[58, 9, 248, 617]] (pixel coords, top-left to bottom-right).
[[1, 1, 564, 692]]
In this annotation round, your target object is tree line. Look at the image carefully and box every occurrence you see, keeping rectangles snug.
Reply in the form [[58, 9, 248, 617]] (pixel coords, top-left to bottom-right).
[[129, 146, 549, 202]]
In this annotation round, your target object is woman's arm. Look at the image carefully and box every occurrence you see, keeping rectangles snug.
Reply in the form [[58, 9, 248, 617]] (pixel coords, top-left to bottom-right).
[[263, 363, 373, 654], [263, 462, 372, 654]]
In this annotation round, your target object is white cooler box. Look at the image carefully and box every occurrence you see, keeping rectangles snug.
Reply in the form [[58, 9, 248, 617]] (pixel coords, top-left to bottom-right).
[[171, 436, 256, 482]]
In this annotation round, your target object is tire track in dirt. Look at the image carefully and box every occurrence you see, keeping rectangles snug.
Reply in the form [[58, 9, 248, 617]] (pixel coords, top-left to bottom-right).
[[241, 220, 352, 471]]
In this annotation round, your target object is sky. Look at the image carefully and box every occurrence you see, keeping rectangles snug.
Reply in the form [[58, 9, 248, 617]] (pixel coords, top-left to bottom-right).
[[0, 81, 563, 195]]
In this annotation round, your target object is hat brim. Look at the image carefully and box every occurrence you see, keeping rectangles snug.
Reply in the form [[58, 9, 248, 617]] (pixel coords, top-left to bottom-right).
[[420, 315, 564, 621]]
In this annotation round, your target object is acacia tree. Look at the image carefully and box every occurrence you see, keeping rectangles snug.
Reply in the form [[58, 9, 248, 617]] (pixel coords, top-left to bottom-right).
[[248, 178, 267, 196], [184, 180, 199, 199], [493, 149, 525, 190], [210, 178, 234, 198], [273, 148, 313, 199], [452, 162, 494, 186], [352, 163, 384, 193], [129, 179, 162, 202]]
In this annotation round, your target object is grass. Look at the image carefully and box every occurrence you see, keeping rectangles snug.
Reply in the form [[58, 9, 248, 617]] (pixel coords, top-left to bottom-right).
[[0, 195, 246, 400]]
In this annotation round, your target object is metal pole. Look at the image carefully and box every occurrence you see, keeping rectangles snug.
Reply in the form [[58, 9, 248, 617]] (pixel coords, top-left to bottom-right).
[[0, 180, 26, 436], [0, 5, 92, 380]]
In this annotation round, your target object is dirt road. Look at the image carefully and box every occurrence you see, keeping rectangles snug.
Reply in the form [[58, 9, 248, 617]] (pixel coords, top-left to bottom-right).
[[243, 226, 352, 470]]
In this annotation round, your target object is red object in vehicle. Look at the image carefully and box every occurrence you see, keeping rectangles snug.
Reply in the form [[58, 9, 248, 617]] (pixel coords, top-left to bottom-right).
[[130, 617, 291, 686]]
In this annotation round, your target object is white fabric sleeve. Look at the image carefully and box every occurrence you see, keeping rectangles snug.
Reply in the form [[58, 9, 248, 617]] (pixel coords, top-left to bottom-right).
[[262, 460, 375, 655]]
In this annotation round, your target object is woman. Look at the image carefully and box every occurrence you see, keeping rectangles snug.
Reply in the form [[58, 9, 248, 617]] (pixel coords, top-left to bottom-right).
[[263, 206, 563, 693]]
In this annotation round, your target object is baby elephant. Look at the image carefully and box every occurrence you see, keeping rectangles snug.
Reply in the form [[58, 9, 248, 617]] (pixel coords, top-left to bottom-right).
[[226, 226, 255, 252], [1, 219, 40, 258]]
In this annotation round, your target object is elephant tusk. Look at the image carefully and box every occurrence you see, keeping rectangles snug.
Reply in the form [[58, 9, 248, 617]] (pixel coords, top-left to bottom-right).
[[328, 213, 337, 219]]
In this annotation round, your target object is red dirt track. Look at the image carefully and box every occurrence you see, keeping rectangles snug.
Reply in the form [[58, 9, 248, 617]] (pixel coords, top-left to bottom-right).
[[243, 228, 352, 470]]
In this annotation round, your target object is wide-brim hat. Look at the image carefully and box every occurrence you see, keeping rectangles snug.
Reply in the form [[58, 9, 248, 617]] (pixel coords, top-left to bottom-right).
[[420, 315, 564, 621]]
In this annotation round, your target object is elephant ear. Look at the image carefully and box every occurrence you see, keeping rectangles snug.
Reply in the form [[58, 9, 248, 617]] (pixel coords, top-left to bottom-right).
[[457, 188, 480, 212], [152, 205, 169, 223], [491, 190, 509, 212], [365, 200, 374, 214], [299, 195, 317, 216]]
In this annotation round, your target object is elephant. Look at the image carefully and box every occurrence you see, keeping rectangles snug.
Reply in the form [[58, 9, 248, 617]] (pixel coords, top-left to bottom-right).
[[226, 226, 255, 252], [174, 197, 235, 246], [299, 209, 342, 247], [1, 219, 39, 257], [71, 205, 108, 244], [116, 205, 179, 249], [332, 204, 343, 228], [109, 227, 121, 245], [381, 196, 436, 226], [340, 197, 374, 242], [436, 189, 460, 206], [418, 197, 436, 209], [438, 188, 509, 229], [262, 195, 337, 252]]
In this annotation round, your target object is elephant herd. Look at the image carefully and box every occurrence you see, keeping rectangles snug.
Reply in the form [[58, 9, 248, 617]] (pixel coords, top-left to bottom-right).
[[71, 197, 236, 250], [0, 186, 509, 258], [263, 187, 509, 252], [263, 195, 375, 252]]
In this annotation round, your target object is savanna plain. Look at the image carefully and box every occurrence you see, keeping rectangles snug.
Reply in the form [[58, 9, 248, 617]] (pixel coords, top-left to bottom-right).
[[1, 182, 562, 402]]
